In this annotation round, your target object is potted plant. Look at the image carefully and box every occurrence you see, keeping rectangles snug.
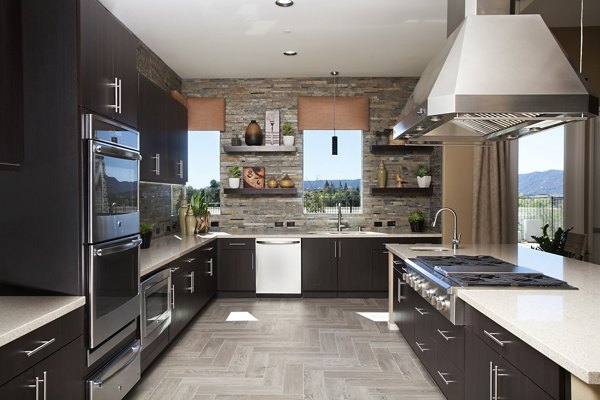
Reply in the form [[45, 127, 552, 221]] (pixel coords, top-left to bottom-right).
[[140, 222, 154, 249], [190, 191, 210, 234], [228, 165, 241, 189], [281, 122, 296, 146], [414, 165, 432, 188], [408, 211, 425, 232]]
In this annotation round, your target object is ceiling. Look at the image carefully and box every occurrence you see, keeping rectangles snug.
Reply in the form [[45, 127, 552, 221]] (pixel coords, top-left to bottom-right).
[[98, 0, 447, 79]]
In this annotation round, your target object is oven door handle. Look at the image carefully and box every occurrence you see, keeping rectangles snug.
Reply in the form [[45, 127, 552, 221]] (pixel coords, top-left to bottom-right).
[[95, 238, 142, 257], [93, 143, 142, 161]]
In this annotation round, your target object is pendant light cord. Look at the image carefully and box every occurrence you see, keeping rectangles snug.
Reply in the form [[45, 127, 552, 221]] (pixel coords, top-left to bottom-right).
[[333, 73, 337, 135], [579, 0, 584, 74]]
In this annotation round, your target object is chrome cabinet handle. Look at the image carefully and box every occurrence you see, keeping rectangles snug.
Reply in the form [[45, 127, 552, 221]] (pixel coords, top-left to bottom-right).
[[489, 361, 494, 400], [437, 371, 455, 385], [415, 342, 429, 352], [494, 365, 499, 400], [338, 241, 342, 258], [177, 160, 184, 178], [201, 247, 214, 252], [152, 153, 160, 175], [392, 260, 401, 265], [228, 242, 247, 246], [42, 371, 47, 400], [251, 253, 254, 271], [186, 271, 194, 293], [334, 241, 337, 258], [382, 251, 389, 254], [109, 77, 119, 112], [437, 329, 455, 341], [414, 307, 429, 316], [171, 284, 175, 309], [397, 279, 401, 304], [207, 258, 213, 276], [184, 257, 196, 263], [24, 338, 56, 357], [117, 78, 122, 114], [484, 330, 511, 347]]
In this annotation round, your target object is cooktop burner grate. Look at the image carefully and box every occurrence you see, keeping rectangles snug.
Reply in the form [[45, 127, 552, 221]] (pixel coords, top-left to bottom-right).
[[416, 255, 514, 268], [448, 273, 572, 287]]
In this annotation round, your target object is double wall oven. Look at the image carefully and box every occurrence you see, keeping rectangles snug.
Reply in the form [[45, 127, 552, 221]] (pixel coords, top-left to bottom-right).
[[83, 113, 142, 399]]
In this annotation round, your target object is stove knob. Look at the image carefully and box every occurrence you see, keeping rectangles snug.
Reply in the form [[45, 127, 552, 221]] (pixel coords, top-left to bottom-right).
[[413, 279, 423, 290], [425, 288, 436, 299], [430, 295, 438, 307], [436, 296, 450, 311]]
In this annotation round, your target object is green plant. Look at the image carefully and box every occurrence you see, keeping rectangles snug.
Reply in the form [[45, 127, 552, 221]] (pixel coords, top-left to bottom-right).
[[228, 165, 241, 178], [189, 191, 210, 217], [140, 222, 154, 234], [408, 211, 425, 223], [531, 224, 572, 255], [413, 165, 431, 177], [281, 122, 295, 136]]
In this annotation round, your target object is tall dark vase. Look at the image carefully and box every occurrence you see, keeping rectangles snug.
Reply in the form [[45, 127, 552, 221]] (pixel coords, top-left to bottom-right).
[[245, 120, 263, 145], [409, 220, 424, 232], [140, 231, 152, 249]]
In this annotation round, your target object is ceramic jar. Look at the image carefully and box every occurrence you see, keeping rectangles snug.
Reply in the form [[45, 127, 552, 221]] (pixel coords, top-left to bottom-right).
[[245, 120, 263, 145], [279, 174, 294, 188], [267, 177, 278, 188]]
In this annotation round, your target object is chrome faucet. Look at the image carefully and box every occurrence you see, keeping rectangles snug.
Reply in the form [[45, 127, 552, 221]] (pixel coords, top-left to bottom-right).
[[337, 203, 343, 232], [432, 207, 461, 254]]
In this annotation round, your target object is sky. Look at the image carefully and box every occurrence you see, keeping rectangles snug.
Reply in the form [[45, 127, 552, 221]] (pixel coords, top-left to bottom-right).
[[303, 130, 362, 181], [188, 131, 220, 188], [518, 125, 564, 174]]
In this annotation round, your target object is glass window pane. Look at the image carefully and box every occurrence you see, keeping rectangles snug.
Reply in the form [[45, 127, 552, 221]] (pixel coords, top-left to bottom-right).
[[188, 131, 221, 215]]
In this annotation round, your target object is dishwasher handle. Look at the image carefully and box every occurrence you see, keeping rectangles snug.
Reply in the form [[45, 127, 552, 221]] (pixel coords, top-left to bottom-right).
[[256, 240, 301, 245]]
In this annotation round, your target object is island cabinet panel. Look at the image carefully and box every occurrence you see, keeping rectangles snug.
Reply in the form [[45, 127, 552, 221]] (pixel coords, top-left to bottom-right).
[[337, 238, 373, 292], [302, 238, 338, 294], [218, 239, 256, 294], [393, 262, 415, 346], [170, 263, 192, 341], [465, 304, 566, 400], [80, 0, 138, 128]]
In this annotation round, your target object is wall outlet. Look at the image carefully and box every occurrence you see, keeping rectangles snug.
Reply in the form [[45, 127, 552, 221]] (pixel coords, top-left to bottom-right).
[[210, 221, 219, 227], [374, 221, 383, 227], [275, 221, 284, 227], [387, 221, 396, 227], [286, 221, 295, 227]]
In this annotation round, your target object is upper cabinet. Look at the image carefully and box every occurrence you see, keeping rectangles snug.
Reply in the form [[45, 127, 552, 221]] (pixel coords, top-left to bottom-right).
[[139, 75, 188, 184], [80, 0, 138, 128], [0, 0, 24, 169]]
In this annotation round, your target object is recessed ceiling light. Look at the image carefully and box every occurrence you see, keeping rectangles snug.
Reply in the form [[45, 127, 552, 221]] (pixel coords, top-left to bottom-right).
[[275, 0, 294, 7], [283, 51, 297, 56]]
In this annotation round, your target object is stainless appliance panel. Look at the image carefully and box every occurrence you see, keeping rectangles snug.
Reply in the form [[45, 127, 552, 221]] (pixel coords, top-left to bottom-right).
[[88, 235, 141, 349], [82, 113, 139, 151], [141, 269, 171, 347], [88, 340, 141, 400]]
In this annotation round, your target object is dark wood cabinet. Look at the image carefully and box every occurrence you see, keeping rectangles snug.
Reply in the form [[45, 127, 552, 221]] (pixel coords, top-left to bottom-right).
[[170, 263, 192, 340], [0, 0, 24, 169], [302, 238, 338, 294], [218, 239, 255, 294], [80, 0, 138, 128], [371, 248, 390, 291], [139, 75, 188, 183], [337, 238, 373, 292]]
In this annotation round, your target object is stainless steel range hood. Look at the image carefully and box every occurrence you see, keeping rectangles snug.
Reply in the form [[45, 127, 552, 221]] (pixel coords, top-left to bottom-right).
[[393, 14, 599, 144]]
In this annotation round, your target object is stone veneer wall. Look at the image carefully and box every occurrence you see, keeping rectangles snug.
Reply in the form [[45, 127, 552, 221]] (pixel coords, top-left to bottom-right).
[[182, 77, 443, 234]]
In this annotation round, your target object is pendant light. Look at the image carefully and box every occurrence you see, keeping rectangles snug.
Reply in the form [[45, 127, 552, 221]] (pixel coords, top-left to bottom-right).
[[331, 71, 339, 155]]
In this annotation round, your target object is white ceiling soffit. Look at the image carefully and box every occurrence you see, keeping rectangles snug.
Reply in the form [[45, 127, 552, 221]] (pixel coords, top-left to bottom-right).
[[98, 0, 447, 79]]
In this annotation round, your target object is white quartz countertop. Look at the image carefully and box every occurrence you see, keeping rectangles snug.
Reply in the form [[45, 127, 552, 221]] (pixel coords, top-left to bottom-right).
[[140, 231, 442, 278], [0, 296, 86, 348], [385, 243, 600, 384]]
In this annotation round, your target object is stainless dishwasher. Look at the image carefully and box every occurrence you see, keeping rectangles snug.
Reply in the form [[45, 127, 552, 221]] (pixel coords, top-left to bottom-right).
[[255, 238, 302, 295]]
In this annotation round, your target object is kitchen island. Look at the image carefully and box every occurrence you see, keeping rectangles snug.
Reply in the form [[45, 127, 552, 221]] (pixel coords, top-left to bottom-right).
[[386, 243, 600, 398]]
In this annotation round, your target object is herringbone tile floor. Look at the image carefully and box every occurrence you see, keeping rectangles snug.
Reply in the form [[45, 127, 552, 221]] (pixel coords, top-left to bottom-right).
[[126, 298, 444, 400]]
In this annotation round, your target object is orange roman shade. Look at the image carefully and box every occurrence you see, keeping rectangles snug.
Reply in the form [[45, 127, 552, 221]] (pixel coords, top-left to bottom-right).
[[186, 97, 226, 131], [297, 96, 369, 131], [169, 90, 187, 107]]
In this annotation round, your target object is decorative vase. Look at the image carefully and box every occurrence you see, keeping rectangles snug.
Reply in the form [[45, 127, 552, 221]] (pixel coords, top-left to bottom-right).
[[229, 177, 240, 189], [417, 176, 432, 188], [245, 120, 263, 146], [196, 215, 209, 234], [279, 174, 294, 188], [185, 207, 196, 235], [409, 220, 424, 232], [377, 161, 388, 188], [231, 135, 242, 146], [282, 136, 294, 146], [267, 177, 278, 188], [178, 198, 188, 234], [140, 231, 152, 249]]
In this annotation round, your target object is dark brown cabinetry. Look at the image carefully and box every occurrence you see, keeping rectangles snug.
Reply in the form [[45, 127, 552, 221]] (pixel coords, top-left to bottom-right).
[[218, 239, 256, 295], [302, 238, 338, 295], [80, 0, 138, 128], [337, 238, 373, 293], [0, 309, 85, 399], [139, 75, 188, 184], [0, 0, 24, 169]]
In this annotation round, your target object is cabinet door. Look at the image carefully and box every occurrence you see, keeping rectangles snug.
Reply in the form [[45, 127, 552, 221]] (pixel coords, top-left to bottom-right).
[[80, 0, 114, 119], [139, 76, 167, 181], [0, 368, 35, 400], [111, 17, 138, 128], [34, 336, 85, 400], [393, 265, 414, 347], [301, 238, 337, 292], [0, 0, 24, 169], [412, 295, 436, 372], [170, 265, 191, 340], [371, 248, 390, 291], [218, 249, 255, 292], [199, 245, 217, 302], [337, 238, 372, 291], [167, 97, 188, 184]]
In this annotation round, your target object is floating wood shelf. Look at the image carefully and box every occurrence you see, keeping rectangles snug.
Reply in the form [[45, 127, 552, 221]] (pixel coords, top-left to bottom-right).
[[370, 187, 433, 196], [370, 145, 433, 154], [223, 145, 297, 153], [224, 188, 298, 195]]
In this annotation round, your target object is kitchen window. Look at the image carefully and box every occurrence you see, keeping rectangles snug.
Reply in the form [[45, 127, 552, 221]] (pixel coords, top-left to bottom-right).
[[303, 130, 362, 214], [187, 131, 221, 215]]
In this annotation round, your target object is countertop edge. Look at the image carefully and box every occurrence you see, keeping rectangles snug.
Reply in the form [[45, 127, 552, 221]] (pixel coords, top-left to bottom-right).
[[140, 236, 218, 278], [0, 296, 86, 348]]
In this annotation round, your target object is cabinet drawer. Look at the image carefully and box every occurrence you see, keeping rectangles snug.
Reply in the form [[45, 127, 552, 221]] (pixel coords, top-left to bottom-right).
[[0, 308, 84, 386], [220, 238, 255, 249], [431, 309, 464, 371], [433, 352, 465, 400], [465, 304, 564, 399]]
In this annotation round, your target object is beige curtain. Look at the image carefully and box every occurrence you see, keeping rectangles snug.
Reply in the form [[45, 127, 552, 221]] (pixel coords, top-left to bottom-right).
[[297, 96, 369, 131], [472, 141, 518, 244]]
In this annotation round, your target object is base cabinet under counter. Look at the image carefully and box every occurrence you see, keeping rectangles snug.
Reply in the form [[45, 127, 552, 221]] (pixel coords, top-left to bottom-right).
[[218, 239, 255, 295]]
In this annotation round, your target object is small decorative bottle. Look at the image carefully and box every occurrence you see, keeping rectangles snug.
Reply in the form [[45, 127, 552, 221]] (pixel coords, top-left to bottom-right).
[[178, 198, 189, 234], [377, 160, 388, 188], [185, 206, 196, 235]]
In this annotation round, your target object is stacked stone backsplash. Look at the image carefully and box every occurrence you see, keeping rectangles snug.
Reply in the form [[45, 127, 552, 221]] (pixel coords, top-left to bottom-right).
[[180, 77, 443, 234]]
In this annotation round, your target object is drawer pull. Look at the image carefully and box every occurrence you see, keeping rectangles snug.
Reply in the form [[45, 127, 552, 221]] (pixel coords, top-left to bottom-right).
[[392, 260, 401, 265], [201, 247, 214, 251], [415, 342, 430, 352], [483, 330, 511, 347], [184, 257, 196, 263], [414, 307, 429, 316], [24, 338, 56, 357], [437, 329, 455, 341], [437, 371, 455, 385], [228, 243, 247, 246]]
